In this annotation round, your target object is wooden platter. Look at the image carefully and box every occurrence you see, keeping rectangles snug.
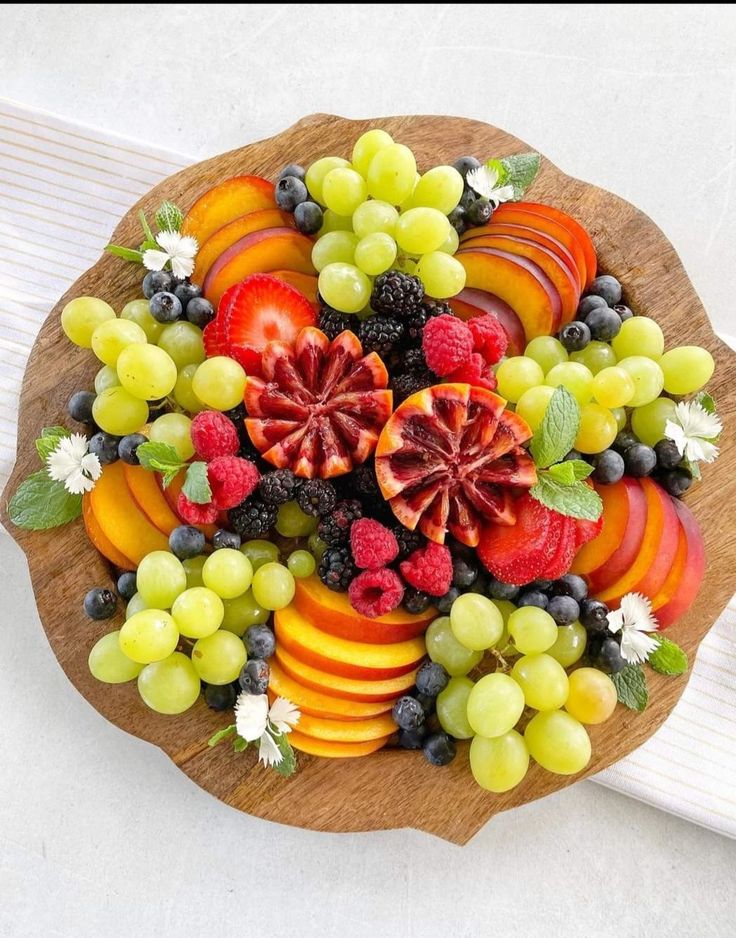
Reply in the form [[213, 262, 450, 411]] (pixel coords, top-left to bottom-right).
[[2, 114, 736, 845]]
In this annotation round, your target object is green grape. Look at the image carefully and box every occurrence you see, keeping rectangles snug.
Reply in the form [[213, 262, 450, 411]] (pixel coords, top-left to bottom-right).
[[119, 609, 179, 663], [318, 209, 354, 236], [415, 251, 465, 299], [524, 336, 568, 374], [437, 226, 459, 255], [354, 233, 397, 276], [121, 298, 164, 342], [91, 318, 146, 367], [305, 156, 350, 204], [137, 651, 200, 714], [394, 255, 418, 276], [276, 501, 317, 537], [547, 622, 587, 667], [612, 317, 664, 360], [467, 673, 525, 738], [312, 231, 359, 271], [507, 606, 557, 655], [136, 550, 187, 608], [470, 730, 529, 793], [220, 590, 270, 636], [575, 402, 618, 454], [157, 321, 205, 370], [252, 562, 296, 610], [322, 167, 368, 216], [570, 340, 617, 375], [591, 366, 635, 408], [659, 346, 715, 395], [496, 356, 545, 403], [149, 413, 194, 461], [436, 676, 474, 739], [182, 555, 207, 589], [171, 586, 224, 639], [611, 406, 627, 431], [366, 143, 417, 204], [515, 385, 555, 432], [192, 357, 246, 411], [524, 710, 591, 775], [116, 343, 177, 400], [351, 129, 394, 177], [203, 548, 253, 599], [173, 363, 205, 414], [545, 361, 594, 406], [412, 165, 465, 214], [398, 173, 420, 212], [565, 667, 618, 724], [88, 630, 144, 683], [94, 364, 121, 393], [126, 592, 148, 618], [92, 386, 149, 436], [287, 549, 316, 578], [630, 397, 677, 447], [191, 630, 247, 684], [352, 200, 399, 238], [450, 593, 504, 651], [318, 263, 372, 314], [308, 533, 328, 563], [395, 207, 451, 255], [511, 653, 569, 711], [241, 539, 281, 570], [617, 356, 665, 406], [61, 296, 115, 347], [425, 616, 483, 676]]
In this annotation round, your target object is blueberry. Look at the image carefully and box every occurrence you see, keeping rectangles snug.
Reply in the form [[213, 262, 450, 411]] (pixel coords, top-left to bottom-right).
[[149, 291, 182, 323], [118, 432, 148, 465], [402, 587, 431, 615], [613, 303, 634, 322], [580, 599, 609, 632], [592, 448, 625, 484], [448, 206, 467, 235], [275, 175, 309, 212], [660, 467, 692, 498], [416, 692, 436, 716], [415, 661, 450, 698], [185, 296, 215, 329], [243, 624, 276, 659], [452, 557, 478, 589], [599, 637, 626, 673], [436, 587, 460, 614], [88, 431, 120, 465], [205, 683, 237, 711], [459, 188, 477, 211], [465, 198, 492, 226], [559, 321, 591, 352], [452, 156, 481, 179], [552, 574, 588, 603], [398, 725, 428, 750], [576, 295, 607, 318], [547, 595, 580, 625], [239, 658, 270, 695], [142, 269, 173, 299], [624, 443, 657, 477], [517, 589, 548, 610], [278, 163, 306, 183], [169, 525, 206, 560], [586, 275, 622, 306], [487, 576, 520, 602], [563, 449, 584, 462], [654, 439, 682, 470], [392, 695, 425, 731], [68, 390, 96, 425], [612, 430, 639, 454], [423, 732, 457, 766], [530, 579, 554, 592], [117, 571, 137, 601], [585, 306, 622, 342], [83, 587, 117, 620], [173, 280, 202, 311], [468, 572, 490, 596], [212, 529, 242, 550], [294, 201, 323, 235]]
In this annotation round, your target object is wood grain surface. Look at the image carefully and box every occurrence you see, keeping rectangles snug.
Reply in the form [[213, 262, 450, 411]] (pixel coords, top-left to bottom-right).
[[2, 114, 735, 845]]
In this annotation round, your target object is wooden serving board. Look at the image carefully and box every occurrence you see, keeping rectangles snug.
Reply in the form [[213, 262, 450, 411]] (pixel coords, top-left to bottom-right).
[[2, 115, 735, 845]]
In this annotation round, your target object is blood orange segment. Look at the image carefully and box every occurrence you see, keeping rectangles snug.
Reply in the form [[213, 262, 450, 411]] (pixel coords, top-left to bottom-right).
[[375, 383, 536, 546]]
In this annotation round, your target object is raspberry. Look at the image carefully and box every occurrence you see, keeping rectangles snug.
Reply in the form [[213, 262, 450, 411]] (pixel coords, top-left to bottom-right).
[[467, 314, 508, 364], [190, 411, 240, 461], [348, 568, 404, 618], [422, 315, 473, 376], [177, 492, 219, 525], [207, 456, 260, 510], [399, 542, 453, 596], [350, 518, 399, 569], [447, 352, 498, 391]]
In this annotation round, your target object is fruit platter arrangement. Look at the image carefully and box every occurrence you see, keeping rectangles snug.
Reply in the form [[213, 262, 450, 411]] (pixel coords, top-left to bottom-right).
[[3, 115, 734, 843]]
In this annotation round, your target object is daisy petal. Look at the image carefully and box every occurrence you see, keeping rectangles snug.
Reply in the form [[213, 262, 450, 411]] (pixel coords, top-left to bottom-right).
[[65, 467, 95, 495], [268, 696, 300, 733], [606, 608, 624, 635], [235, 693, 269, 741], [620, 628, 659, 665], [143, 249, 171, 272], [155, 230, 182, 254], [170, 255, 195, 279], [258, 731, 283, 768], [80, 452, 102, 480], [490, 184, 515, 204]]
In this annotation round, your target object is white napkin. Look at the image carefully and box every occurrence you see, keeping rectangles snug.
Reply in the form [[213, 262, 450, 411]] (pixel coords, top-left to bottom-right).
[[1, 98, 734, 838]]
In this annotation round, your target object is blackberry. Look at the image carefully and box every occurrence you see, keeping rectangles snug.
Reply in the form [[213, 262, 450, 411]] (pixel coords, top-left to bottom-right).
[[370, 270, 424, 318], [351, 463, 381, 501], [318, 499, 363, 546], [318, 545, 357, 592], [358, 314, 404, 358], [391, 523, 423, 560], [403, 298, 452, 345], [297, 479, 337, 517], [223, 402, 261, 460], [318, 303, 355, 340], [404, 347, 428, 372], [259, 468, 299, 505], [391, 370, 433, 404], [402, 587, 432, 615], [228, 497, 278, 539]]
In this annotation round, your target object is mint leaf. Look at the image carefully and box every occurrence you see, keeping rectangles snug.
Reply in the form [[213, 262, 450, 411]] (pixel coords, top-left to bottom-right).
[[696, 391, 716, 415], [138, 209, 156, 245], [136, 442, 186, 488], [530, 387, 580, 468], [155, 201, 184, 233], [648, 637, 688, 676], [138, 239, 158, 252], [208, 724, 236, 747], [182, 461, 212, 505], [612, 665, 648, 711], [273, 733, 297, 777], [35, 426, 71, 461], [105, 244, 144, 264], [546, 460, 593, 485], [232, 736, 249, 753], [684, 457, 702, 482], [8, 470, 83, 530], [498, 152, 541, 200], [530, 474, 602, 521]]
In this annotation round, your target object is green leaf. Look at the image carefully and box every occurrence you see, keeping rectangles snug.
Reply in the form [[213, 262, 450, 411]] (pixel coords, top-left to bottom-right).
[[35, 426, 71, 461], [273, 733, 297, 777], [138, 239, 158, 253], [530, 386, 581, 468], [648, 637, 688, 676], [232, 736, 249, 753], [155, 200, 184, 233], [8, 470, 83, 530], [498, 152, 541, 200], [105, 244, 144, 264], [546, 460, 593, 485], [138, 209, 156, 245], [530, 474, 603, 521], [208, 724, 236, 747], [612, 665, 648, 711], [696, 391, 716, 415], [182, 461, 212, 505], [485, 157, 507, 183], [135, 442, 186, 486], [684, 458, 702, 482]]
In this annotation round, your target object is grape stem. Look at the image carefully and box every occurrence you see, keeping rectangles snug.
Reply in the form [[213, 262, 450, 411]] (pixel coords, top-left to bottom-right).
[[489, 647, 510, 673]]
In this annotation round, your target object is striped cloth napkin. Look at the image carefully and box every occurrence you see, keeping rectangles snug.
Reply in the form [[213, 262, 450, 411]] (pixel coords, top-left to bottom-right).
[[1, 98, 734, 838]]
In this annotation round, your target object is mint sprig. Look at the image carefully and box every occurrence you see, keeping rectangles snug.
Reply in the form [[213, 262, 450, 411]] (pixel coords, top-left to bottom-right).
[[612, 665, 649, 711], [648, 637, 688, 676], [530, 473, 603, 521], [181, 461, 212, 505], [35, 426, 70, 461], [493, 152, 541, 200], [136, 441, 187, 487], [8, 470, 83, 530], [208, 724, 237, 747], [105, 244, 144, 263], [273, 733, 297, 777], [530, 386, 580, 467], [156, 201, 184, 233], [546, 459, 593, 485]]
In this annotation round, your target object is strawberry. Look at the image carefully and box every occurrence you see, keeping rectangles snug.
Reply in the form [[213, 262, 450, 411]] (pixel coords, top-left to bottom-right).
[[574, 514, 604, 549], [539, 516, 578, 580], [477, 494, 563, 585]]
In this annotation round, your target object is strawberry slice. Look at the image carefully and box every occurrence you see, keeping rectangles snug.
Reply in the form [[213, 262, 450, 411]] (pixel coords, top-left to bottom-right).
[[477, 493, 564, 585], [540, 515, 578, 580]]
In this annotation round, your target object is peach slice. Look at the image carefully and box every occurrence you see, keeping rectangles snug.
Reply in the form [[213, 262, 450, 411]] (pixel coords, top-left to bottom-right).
[[571, 477, 645, 577], [449, 288, 526, 355], [653, 498, 705, 628], [514, 202, 597, 288], [275, 648, 419, 703], [159, 470, 217, 540], [192, 208, 294, 283], [274, 605, 425, 680], [292, 575, 433, 644], [122, 464, 182, 536], [289, 730, 390, 758], [268, 270, 319, 309], [295, 710, 397, 743], [82, 493, 135, 570], [181, 175, 276, 245], [268, 658, 395, 720]]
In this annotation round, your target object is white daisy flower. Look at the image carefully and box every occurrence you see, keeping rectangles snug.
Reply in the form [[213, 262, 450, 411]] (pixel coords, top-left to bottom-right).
[[258, 731, 283, 768], [665, 399, 722, 465], [234, 693, 269, 742], [46, 433, 102, 495], [465, 165, 515, 206], [267, 696, 301, 734], [607, 592, 660, 665], [143, 230, 198, 279]]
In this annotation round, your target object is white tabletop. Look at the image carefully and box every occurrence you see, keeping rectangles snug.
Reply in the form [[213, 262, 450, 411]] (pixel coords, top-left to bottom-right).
[[1, 5, 736, 937]]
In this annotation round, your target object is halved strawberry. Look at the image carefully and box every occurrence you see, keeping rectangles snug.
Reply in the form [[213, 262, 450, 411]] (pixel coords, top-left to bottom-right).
[[540, 515, 578, 580], [477, 493, 564, 584]]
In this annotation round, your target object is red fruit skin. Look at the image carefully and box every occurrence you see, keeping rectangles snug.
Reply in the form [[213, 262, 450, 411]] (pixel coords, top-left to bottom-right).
[[477, 493, 563, 585], [348, 568, 405, 618], [350, 518, 399, 570], [207, 456, 260, 510], [574, 514, 604, 549], [399, 542, 453, 596], [446, 352, 498, 391], [177, 492, 219, 525], [467, 314, 509, 364], [539, 516, 578, 580], [422, 315, 474, 376], [222, 274, 316, 356], [190, 411, 240, 461]]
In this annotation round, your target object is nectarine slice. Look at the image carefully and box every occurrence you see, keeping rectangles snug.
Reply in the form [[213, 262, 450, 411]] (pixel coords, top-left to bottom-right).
[[123, 464, 182, 536], [514, 202, 597, 288], [268, 270, 319, 309], [295, 710, 397, 743], [82, 493, 135, 570], [181, 175, 276, 244], [653, 498, 705, 628], [449, 288, 526, 355], [289, 730, 390, 758], [275, 647, 419, 702], [268, 658, 394, 720], [571, 477, 644, 576], [192, 208, 294, 283]]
